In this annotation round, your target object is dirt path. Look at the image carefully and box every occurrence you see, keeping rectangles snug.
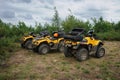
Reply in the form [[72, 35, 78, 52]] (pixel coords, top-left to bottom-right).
[[1, 41, 120, 80]]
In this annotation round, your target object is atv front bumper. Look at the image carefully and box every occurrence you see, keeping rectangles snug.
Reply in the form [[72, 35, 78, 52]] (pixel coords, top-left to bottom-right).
[[65, 43, 79, 49], [32, 43, 38, 49]]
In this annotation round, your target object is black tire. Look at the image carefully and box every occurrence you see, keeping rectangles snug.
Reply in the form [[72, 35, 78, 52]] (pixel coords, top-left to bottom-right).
[[25, 40, 33, 49], [33, 47, 38, 52], [58, 40, 64, 52], [95, 47, 105, 58], [76, 48, 89, 61], [21, 43, 25, 48], [38, 44, 50, 54], [64, 46, 72, 57]]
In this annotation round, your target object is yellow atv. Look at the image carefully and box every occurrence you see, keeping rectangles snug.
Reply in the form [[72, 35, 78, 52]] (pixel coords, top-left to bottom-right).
[[21, 31, 49, 49], [21, 32, 36, 49], [32, 31, 64, 54], [64, 28, 105, 61]]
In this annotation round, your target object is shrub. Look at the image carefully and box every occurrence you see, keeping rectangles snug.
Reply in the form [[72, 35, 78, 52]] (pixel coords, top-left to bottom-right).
[[97, 31, 120, 41]]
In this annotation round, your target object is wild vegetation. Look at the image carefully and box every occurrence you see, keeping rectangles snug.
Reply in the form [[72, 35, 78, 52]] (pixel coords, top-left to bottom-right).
[[0, 8, 120, 79], [0, 41, 120, 80]]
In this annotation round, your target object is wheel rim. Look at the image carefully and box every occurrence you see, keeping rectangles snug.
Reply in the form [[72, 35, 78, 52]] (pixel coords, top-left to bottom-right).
[[26, 40, 32, 49], [27, 43, 32, 49], [42, 47, 48, 54], [80, 50, 88, 60], [99, 48, 105, 57], [59, 46, 64, 52]]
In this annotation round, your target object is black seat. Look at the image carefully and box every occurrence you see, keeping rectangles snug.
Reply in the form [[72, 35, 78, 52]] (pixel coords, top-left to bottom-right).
[[40, 31, 49, 37], [64, 35, 83, 41], [64, 28, 85, 41], [69, 28, 85, 35]]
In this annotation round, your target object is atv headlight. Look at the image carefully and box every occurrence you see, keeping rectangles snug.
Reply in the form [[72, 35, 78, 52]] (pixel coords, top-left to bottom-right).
[[82, 39, 88, 42], [33, 41, 39, 45], [21, 37, 26, 41]]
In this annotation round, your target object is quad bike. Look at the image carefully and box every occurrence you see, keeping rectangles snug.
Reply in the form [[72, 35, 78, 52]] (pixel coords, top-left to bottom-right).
[[64, 28, 105, 61], [32, 31, 65, 54], [21, 31, 49, 49]]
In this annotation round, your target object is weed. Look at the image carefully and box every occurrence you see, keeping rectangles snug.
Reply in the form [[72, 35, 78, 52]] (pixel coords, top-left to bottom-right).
[[51, 72, 59, 79], [75, 64, 81, 69], [115, 62, 120, 67], [61, 66, 69, 72], [82, 68, 90, 74], [46, 66, 52, 70]]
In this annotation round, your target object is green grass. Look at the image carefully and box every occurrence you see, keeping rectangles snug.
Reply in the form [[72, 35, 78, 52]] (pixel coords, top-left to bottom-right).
[[82, 68, 90, 74], [0, 41, 120, 80]]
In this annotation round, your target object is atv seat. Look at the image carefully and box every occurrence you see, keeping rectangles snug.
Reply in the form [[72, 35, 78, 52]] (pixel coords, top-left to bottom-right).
[[29, 32, 36, 37], [39, 31, 50, 37], [69, 28, 85, 36], [64, 28, 84, 41], [64, 35, 83, 41]]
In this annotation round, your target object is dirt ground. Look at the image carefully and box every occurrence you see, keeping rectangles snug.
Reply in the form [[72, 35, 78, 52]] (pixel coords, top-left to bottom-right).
[[0, 41, 120, 80]]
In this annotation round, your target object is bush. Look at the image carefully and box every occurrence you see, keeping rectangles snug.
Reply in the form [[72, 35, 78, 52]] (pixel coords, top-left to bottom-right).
[[0, 15, 120, 65], [0, 37, 19, 65], [97, 31, 120, 41]]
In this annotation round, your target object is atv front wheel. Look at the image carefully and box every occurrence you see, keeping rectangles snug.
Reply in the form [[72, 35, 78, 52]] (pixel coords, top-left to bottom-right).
[[64, 46, 72, 57], [38, 44, 50, 54], [25, 40, 33, 49], [95, 47, 105, 58], [76, 48, 89, 61]]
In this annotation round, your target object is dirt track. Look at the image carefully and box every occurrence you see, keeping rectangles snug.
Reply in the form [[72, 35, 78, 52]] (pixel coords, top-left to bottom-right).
[[1, 41, 120, 80]]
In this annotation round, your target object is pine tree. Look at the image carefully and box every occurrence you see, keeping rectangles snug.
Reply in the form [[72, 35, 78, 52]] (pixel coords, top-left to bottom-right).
[[52, 7, 61, 30]]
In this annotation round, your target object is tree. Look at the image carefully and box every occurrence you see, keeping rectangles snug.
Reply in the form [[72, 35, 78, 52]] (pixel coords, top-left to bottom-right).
[[114, 21, 120, 32], [93, 17, 113, 33], [62, 15, 91, 33], [52, 7, 61, 30], [35, 22, 43, 33]]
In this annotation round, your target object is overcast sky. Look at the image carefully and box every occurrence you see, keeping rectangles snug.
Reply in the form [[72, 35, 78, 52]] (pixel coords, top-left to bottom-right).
[[0, 0, 120, 26]]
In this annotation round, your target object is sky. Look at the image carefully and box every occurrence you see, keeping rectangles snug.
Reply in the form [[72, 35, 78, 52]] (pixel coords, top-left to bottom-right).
[[0, 0, 120, 26]]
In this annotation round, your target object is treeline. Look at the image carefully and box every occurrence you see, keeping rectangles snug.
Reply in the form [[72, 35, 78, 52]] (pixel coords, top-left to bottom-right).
[[0, 8, 120, 64]]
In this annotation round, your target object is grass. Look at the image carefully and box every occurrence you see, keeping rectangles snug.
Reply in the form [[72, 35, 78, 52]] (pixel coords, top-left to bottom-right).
[[0, 41, 120, 80], [82, 68, 90, 74]]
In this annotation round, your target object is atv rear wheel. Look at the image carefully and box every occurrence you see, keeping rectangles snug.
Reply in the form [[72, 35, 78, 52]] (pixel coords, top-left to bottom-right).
[[76, 48, 89, 61], [95, 47, 105, 58], [64, 46, 72, 57], [58, 40, 64, 52], [38, 44, 49, 54], [25, 40, 33, 49]]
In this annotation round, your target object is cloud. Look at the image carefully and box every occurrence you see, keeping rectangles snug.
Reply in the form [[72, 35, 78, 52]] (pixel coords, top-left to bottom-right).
[[0, 0, 120, 26], [74, 8, 105, 19], [115, 9, 120, 13], [44, 5, 53, 10], [43, 17, 52, 22], [73, 0, 84, 2], [10, 0, 31, 3], [0, 11, 15, 19], [38, 0, 54, 4], [18, 14, 33, 20]]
